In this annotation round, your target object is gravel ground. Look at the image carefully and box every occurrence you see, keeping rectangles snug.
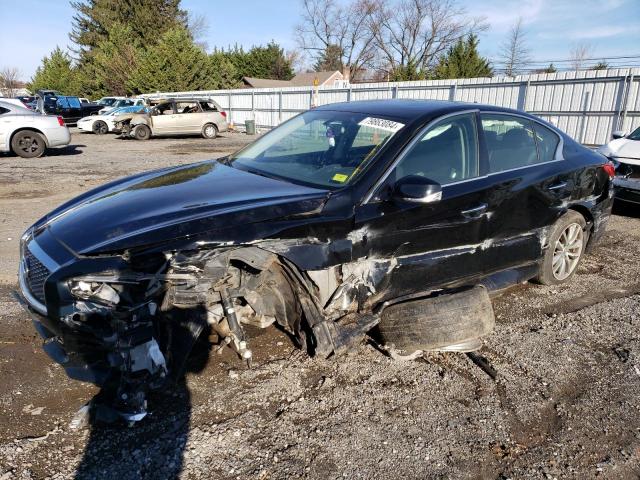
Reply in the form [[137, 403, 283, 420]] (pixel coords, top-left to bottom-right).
[[0, 130, 639, 480]]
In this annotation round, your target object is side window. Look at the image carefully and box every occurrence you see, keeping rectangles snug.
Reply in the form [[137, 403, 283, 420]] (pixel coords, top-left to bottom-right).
[[176, 102, 200, 114], [533, 123, 560, 162], [199, 101, 218, 112], [0, 107, 9, 115], [393, 113, 478, 185], [481, 114, 538, 173]]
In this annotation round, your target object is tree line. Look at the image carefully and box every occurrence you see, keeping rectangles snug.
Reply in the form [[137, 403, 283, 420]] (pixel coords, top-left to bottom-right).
[[17, 0, 610, 98], [28, 0, 294, 97]]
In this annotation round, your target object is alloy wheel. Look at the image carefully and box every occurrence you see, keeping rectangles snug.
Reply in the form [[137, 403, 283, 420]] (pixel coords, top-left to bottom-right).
[[18, 136, 39, 154], [552, 222, 584, 280]]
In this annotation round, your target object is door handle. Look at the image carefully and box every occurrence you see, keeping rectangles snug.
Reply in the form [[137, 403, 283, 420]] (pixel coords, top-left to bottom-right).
[[461, 203, 488, 218], [547, 181, 568, 191]]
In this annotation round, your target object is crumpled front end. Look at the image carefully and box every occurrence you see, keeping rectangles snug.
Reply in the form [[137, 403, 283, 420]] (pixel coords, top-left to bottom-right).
[[18, 229, 381, 423], [613, 161, 640, 205]]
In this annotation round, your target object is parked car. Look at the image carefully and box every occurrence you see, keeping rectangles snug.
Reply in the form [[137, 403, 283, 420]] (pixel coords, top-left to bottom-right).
[[597, 126, 640, 205], [115, 98, 228, 140], [38, 95, 102, 125], [0, 99, 70, 158], [79, 97, 91, 104], [18, 100, 613, 421], [96, 96, 125, 108], [77, 105, 149, 134], [98, 98, 145, 115], [15, 96, 36, 109]]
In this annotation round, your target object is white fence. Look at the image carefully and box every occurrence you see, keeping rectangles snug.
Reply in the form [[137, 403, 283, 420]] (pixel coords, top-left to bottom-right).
[[144, 68, 640, 146]]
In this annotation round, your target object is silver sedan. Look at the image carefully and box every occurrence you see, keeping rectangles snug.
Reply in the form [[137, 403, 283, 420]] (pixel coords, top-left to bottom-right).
[[0, 100, 71, 158]]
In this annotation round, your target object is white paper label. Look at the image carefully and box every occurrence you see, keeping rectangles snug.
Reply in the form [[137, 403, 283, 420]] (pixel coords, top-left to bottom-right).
[[358, 117, 405, 133]]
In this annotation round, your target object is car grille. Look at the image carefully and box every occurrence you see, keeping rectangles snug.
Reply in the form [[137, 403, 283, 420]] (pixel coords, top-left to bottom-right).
[[24, 246, 50, 303]]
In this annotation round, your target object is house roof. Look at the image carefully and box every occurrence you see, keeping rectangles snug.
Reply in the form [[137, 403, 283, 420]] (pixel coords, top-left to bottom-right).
[[242, 77, 292, 88], [290, 71, 342, 86], [241, 71, 344, 89]]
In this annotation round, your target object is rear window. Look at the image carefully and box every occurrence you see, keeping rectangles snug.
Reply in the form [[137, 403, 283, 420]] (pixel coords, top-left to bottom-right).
[[533, 123, 560, 162], [0, 107, 9, 115], [200, 102, 218, 111]]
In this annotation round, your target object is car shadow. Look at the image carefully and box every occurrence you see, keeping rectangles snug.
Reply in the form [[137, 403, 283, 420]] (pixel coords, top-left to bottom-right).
[[74, 308, 212, 479], [612, 200, 640, 218], [45, 145, 86, 156]]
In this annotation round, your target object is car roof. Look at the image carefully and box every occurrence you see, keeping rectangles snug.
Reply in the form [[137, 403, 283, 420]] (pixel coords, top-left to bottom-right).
[[314, 99, 533, 123]]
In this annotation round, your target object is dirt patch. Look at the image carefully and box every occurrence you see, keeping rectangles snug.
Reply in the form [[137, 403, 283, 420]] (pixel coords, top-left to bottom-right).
[[1, 130, 639, 479]]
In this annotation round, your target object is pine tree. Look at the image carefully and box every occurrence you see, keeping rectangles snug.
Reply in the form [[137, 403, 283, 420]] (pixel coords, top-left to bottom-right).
[[128, 27, 218, 93], [314, 45, 343, 72], [27, 47, 82, 95], [91, 23, 143, 96], [542, 63, 557, 73], [433, 35, 493, 80], [209, 52, 240, 90], [220, 42, 294, 81], [70, 0, 186, 64]]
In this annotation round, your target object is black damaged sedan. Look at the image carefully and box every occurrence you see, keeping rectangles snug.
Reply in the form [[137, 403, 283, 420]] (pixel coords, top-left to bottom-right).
[[19, 100, 614, 421]]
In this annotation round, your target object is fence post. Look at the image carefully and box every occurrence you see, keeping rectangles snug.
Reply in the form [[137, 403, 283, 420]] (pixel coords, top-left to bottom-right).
[[347, 86, 352, 102], [392, 85, 399, 99], [517, 80, 530, 111], [620, 74, 634, 133], [449, 82, 457, 101], [251, 90, 255, 122], [579, 90, 591, 144], [228, 92, 232, 125], [278, 90, 283, 123]]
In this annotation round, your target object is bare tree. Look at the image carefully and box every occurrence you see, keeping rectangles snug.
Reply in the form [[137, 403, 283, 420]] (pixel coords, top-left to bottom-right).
[[497, 17, 531, 77], [569, 41, 594, 71], [369, 0, 487, 80], [187, 12, 209, 51], [0, 67, 22, 97], [295, 0, 377, 81]]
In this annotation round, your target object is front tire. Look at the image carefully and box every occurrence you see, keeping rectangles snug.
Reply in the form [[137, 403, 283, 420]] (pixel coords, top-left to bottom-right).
[[202, 123, 218, 139], [133, 124, 151, 141], [536, 211, 587, 285], [92, 120, 108, 135], [11, 131, 46, 158]]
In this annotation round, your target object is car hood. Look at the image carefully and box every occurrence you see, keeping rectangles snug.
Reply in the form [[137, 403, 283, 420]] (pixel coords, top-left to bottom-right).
[[37, 161, 329, 255], [599, 138, 640, 160]]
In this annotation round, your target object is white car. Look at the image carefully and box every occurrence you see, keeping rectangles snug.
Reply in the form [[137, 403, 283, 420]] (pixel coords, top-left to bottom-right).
[[0, 100, 70, 158], [98, 98, 146, 115], [77, 106, 148, 134], [597, 126, 640, 205]]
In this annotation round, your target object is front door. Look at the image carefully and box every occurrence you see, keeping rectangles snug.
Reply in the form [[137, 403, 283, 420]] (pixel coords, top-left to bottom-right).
[[151, 102, 177, 133], [354, 111, 495, 299]]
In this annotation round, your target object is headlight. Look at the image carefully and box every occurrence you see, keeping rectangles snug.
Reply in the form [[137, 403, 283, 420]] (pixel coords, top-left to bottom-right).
[[69, 279, 121, 305]]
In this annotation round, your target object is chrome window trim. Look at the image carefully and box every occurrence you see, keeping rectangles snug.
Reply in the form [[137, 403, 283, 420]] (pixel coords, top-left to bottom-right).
[[363, 109, 565, 205], [363, 109, 479, 204]]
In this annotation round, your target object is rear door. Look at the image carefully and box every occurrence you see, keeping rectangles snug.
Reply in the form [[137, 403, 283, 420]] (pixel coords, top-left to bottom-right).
[[478, 113, 567, 270], [354, 111, 498, 298]]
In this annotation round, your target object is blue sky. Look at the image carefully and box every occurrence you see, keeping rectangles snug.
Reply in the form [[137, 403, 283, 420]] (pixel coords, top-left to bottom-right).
[[0, 0, 638, 81]]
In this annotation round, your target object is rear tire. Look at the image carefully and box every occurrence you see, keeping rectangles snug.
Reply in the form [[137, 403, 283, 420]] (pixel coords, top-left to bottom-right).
[[133, 124, 151, 141], [535, 210, 587, 285], [202, 123, 218, 139], [11, 131, 46, 158], [376, 286, 495, 352], [92, 120, 108, 135]]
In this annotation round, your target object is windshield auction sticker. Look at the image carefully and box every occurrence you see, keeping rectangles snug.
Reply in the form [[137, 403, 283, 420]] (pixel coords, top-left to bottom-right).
[[358, 117, 405, 133]]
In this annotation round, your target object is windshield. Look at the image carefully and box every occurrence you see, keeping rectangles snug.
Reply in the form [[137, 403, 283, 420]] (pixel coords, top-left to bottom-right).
[[628, 126, 640, 141], [98, 98, 116, 106], [229, 110, 404, 188]]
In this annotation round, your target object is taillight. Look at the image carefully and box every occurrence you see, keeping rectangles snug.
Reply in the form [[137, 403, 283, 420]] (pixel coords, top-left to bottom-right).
[[57, 116, 65, 126], [220, 111, 227, 119], [602, 161, 615, 179]]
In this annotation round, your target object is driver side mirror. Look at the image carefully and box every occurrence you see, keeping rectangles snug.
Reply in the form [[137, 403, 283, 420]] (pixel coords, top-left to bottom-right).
[[611, 130, 626, 139], [393, 175, 442, 204]]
